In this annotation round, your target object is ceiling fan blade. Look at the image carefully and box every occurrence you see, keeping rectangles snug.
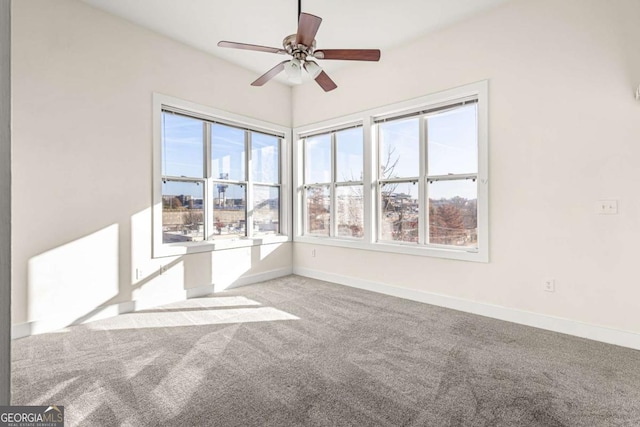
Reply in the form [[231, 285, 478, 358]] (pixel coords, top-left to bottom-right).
[[296, 13, 322, 46], [314, 49, 381, 61], [251, 61, 289, 87], [218, 41, 286, 55], [314, 70, 337, 92]]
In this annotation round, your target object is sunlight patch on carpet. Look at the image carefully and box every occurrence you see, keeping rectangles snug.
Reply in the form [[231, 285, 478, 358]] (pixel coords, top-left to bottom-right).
[[85, 307, 299, 330]]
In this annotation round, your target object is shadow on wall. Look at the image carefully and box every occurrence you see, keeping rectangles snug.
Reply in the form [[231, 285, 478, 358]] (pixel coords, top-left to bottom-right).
[[24, 207, 288, 336]]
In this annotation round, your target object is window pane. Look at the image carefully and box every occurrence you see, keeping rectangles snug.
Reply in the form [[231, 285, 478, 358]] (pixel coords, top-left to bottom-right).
[[212, 183, 246, 239], [379, 182, 419, 243], [428, 179, 477, 247], [379, 118, 419, 179], [336, 185, 363, 238], [253, 185, 279, 235], [162, 113, 203, 178], [212, 123, 246, 181], [252, 132, 279, 183], [162, 180, 204, 243], [336, 127, 363, 182], [305, 134, 331, 183], [305, 186, 330, 236], [427, 104, 478, 175]]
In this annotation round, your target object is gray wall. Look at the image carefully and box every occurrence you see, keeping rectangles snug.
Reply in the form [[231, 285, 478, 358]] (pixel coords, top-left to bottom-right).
[[0, 0, 11, 405]]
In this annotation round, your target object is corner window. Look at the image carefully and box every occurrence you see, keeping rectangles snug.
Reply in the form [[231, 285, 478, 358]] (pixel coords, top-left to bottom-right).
[[153, 95, 290, 257], [294, 81, 488, 262]]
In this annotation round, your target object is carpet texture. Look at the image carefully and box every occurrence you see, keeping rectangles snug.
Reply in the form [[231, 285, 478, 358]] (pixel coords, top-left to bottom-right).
[[11, 275, 640, 426]]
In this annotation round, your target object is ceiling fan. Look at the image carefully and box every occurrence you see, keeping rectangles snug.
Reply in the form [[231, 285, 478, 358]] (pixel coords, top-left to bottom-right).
[[217, 5, 381, 92]]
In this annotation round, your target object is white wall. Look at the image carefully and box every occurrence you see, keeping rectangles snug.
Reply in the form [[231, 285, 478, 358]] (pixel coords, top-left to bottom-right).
[[0, 0, 11, 404], [11, 0, 640, 345], [292, 0, 640, 335], [11, 0, 293, 333]]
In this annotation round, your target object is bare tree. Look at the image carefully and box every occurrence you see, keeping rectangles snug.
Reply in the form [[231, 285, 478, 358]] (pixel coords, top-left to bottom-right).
[[380, 146, 400, 211], [380, 146, 400, 180], [182, 210, 203, 231]]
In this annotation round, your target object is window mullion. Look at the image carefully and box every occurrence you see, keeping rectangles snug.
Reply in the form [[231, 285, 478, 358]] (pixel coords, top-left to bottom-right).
[[301, 136, 308, 236], [204, 122, 211, 178], [246, 131, 253, 238], [302, 186, 308, 236], [363, 116, 374, 244], [205, 178, 213, 239], [375, 124, 383, 243], [419, 115, 427, 246], [330, 132, 337, 237], [204, 123, 212, 239]]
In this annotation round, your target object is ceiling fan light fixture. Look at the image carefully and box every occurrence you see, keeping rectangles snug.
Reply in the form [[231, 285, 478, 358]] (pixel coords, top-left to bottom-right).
[[218, 11, 380, 91], [304, 60, 322, 79], [284, 59, 302, 84]]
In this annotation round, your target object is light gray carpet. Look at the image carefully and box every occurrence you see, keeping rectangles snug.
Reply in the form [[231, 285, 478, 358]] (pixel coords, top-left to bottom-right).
[[11, 275, 640, 426]]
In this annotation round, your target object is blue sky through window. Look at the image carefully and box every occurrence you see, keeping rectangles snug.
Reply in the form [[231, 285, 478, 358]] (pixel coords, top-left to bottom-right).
[[162, 113, 203, 178], [379, 104, 478, 201], [428, 104, 478, 176], [336, 127, 363, 182], [211, 123, 245, 181]]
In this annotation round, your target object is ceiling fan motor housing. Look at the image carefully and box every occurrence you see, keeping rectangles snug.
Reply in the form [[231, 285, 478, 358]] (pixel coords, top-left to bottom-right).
[[283, 34, 315, 61]]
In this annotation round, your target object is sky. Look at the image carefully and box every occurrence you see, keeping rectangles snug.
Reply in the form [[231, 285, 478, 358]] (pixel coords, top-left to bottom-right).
[[162, 103, 478, 203], [162, 112, 279, 201], [304, 104, 478, 200], [378, 104, 478, 200], [305, 127, 363, 183]]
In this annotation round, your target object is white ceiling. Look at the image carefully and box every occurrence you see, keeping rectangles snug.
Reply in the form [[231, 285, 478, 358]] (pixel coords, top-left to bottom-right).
[[81, 0, 512, 85]]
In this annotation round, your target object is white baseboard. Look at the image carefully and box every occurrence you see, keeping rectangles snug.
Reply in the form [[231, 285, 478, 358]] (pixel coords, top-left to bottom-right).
[[293, 267, 640, 351], [226, 267, 294, 289], [11, 322, 31, 340], [186, 267, 293, 298], [12, 267, 293, 339]]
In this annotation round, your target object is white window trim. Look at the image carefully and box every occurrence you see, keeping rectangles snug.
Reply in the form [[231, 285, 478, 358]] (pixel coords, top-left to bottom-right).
[[153, 93, 292, 258], [293, 81, 489, 262]]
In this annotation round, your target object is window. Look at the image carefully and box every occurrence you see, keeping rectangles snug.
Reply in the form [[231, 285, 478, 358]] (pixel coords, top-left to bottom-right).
[[302, 126, 364, 239], [153, 95, 290, 257], [378, 117, 420, 243], [376, 102, 478, 248], [294, 81, 488, 262]]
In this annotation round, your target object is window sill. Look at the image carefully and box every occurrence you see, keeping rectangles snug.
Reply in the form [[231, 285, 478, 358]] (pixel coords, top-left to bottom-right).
[[153, 234, 290, 258], [294, 235, 487, 262]]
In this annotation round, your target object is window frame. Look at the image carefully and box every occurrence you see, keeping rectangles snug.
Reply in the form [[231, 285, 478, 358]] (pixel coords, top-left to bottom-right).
[[153, 93, 291, 258], [293, 80, 489, 262], [300, 125, 365, 240]]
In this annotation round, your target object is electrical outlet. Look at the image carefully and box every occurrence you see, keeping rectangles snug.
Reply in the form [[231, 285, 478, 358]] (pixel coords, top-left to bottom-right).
[[596, 200, 618, 215], [135, 268, 143, 280], [311, 249, 316, 257], [544, 278, 555, 292]]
